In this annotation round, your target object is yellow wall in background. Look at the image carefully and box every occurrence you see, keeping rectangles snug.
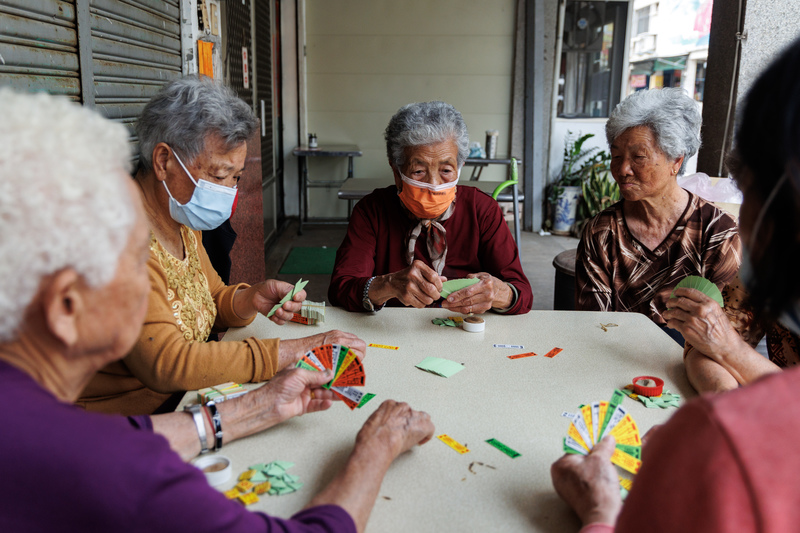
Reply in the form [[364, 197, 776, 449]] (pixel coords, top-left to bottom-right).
[[303, 0, 516, 218]]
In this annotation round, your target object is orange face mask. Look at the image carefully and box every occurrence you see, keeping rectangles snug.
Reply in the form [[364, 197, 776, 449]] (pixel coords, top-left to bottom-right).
[[397, 171, 459, 219]]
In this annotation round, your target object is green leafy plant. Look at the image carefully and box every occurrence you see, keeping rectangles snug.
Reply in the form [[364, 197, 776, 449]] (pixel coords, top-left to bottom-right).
[[575, 150, 618, 235], [548, 132, 601, 204]]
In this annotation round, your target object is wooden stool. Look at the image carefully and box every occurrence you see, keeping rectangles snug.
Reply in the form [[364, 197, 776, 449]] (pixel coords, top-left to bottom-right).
[[552, 248, 577, 310]]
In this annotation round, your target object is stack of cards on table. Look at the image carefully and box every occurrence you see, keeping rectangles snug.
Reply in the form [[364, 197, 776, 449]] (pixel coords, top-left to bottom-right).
[[197, 382, 248, 404], [290, 300, 326, 325], [561, 389, 642, 477], [295, 344, 365, 409]]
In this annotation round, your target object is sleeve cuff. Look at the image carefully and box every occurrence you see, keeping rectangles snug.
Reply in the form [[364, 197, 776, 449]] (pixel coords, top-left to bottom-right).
[[580, 523, 615, 533], [492, 282, 519, 314]]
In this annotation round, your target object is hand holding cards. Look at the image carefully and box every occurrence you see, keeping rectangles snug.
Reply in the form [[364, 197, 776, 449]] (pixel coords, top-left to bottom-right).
[[296, 344, 366, 409], [561, 389, 642, 477]]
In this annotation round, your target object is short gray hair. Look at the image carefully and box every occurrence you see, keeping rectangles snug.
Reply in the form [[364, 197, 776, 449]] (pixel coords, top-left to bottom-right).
[[136, 76, 258, 170], [605, 88, 701, 175], [0, 89, 135, 342], [385, 101, 470, 169]]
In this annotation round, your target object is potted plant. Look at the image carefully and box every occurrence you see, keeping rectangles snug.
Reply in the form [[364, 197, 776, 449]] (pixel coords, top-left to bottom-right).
[[575, 151, 618, 236], [547, 131, 600, 235]]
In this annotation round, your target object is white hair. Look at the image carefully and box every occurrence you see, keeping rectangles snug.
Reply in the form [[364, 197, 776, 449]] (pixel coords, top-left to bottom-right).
[[0, 89, 135, 342], [606, 88, 702, 175]]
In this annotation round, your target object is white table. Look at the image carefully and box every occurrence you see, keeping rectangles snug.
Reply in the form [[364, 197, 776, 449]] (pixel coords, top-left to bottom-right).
[[188, 308, 690, 532]]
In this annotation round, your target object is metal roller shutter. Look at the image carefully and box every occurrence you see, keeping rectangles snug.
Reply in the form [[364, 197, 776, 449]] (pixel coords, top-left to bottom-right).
[[0, 0, 81, 100], [88, 0, 183, 159], [0, 0, 183, 160]]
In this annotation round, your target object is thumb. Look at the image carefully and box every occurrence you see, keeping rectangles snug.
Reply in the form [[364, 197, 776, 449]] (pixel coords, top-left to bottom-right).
[[298, 368, 333, 388], [592, 435, 617, 459]]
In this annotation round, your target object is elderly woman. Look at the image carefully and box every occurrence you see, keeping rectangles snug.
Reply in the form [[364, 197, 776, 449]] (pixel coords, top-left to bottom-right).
[[551, 39, 800, 532], [575, 88, 740, 342], [329, 101, 532, 315], [1, 88, 434, 532], [79, 77, 364, 415]]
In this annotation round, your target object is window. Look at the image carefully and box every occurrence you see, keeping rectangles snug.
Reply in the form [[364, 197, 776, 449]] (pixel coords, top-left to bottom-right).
[[557, 1, 628, 118], [635, 7, 650, 35]]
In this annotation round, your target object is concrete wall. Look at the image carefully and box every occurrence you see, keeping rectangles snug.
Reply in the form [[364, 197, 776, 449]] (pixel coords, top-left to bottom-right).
[[738, 0, 800, 101], [300, 0, 518, 218]]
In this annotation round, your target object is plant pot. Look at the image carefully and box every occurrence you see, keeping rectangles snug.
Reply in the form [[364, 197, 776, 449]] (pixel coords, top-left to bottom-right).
[[552, 186, 581, 235]]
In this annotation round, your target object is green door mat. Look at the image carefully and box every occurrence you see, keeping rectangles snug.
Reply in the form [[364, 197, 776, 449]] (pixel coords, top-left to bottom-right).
[[279, 247, 338, 275]]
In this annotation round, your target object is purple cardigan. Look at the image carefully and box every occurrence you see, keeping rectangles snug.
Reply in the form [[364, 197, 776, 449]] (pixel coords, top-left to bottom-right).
[[0, 360, 355, 533]]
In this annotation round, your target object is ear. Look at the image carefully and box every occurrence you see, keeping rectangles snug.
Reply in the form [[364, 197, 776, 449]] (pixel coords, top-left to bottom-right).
[[41, 269, 84, 349], [672, 155, 685, 176], [152, 143, 172, 182]]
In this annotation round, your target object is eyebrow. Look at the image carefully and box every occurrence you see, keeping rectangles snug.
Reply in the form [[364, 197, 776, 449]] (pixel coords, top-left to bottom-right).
[[210, 162, 246, 174]]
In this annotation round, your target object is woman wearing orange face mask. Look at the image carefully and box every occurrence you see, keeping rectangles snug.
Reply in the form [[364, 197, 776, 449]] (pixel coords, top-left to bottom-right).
[[329, 101, 533, 315]]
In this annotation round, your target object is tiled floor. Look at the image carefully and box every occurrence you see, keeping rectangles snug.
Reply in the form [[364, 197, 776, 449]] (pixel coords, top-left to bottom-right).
[[266, 220, 579, 310]]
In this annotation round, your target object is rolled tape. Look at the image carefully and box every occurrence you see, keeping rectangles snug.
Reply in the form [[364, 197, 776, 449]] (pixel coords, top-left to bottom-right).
[[462, 316, 485, 333], [632, 376, 664, 397], [193, 454, 232, 486]]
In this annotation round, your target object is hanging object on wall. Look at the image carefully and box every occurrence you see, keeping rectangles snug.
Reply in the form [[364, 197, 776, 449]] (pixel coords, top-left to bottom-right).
[[210, 3, 220, 36], [198, 0, 210, 33], [242, 47, 250, 89], [198, 40, 214, 78]]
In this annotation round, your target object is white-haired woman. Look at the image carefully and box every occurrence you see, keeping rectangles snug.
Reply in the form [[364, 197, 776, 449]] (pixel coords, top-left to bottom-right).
[[329, 101, 533, 315], [0, 89, 434, 532], [79, 76, 364, 415], [575, 88, 740, 343]]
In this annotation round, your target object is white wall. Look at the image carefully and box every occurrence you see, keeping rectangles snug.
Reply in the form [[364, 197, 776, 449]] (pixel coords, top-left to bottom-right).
[[300, 0, 517, 218], [548, 118, 609, 183]]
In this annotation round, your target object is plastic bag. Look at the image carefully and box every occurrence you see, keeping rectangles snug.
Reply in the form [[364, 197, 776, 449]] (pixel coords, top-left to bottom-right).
[[677, 173, 743, 204]]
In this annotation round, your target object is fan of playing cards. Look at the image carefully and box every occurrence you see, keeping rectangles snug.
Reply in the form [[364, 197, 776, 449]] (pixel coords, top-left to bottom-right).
[[561, 389, 642, 477], [296, 344, 365, 409]]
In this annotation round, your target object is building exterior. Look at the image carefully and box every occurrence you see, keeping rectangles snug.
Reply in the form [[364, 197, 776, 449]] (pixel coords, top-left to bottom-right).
[[628, 0, 713, 101]]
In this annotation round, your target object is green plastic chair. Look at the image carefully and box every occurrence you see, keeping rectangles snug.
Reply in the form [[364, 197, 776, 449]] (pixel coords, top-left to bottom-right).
[[489, 157, 521, 246], [491, 157, 518, 200]]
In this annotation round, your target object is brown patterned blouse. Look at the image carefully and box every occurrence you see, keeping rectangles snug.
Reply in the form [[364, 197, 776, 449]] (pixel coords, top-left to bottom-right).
[[576, 191, 741, 326]]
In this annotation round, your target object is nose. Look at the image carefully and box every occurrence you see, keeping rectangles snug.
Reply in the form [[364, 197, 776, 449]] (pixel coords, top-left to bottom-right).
[[613, 156, 634, 179]]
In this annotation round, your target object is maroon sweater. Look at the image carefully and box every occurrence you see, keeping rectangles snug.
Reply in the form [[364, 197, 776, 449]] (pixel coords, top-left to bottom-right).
[[328, 185, 532, 314]]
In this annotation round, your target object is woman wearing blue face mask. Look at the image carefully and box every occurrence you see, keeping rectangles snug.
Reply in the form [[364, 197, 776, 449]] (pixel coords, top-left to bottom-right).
[[551, 37, 800, 532], [79, 76, 365, 416]]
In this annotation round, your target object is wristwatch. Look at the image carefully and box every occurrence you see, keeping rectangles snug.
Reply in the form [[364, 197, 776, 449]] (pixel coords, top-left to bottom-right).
[[362, 276, 377, 312]]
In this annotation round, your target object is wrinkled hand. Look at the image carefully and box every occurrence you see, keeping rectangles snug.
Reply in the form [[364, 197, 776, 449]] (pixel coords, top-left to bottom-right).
[[278, 330, 367, 368], [258, 367, 338, 422], [355, 400, 435, 461], [551, 436, 623, 526], [442, 272, 512, 314], [663, 287, 737, 361], [251, 280, 306, 324], [376, 260, 444, 308], [222, 367, 339, 441]]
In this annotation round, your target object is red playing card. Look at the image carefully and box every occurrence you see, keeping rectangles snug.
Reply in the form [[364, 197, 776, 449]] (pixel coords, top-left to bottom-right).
[[333, 357, 365, 387], [312, 344, 334, 370]]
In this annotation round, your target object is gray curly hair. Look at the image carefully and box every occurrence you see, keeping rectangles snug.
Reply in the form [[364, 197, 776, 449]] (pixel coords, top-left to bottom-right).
[[384, 101, 470, 169], [136, 75, 258, 170], [605, 88, 701, 175]]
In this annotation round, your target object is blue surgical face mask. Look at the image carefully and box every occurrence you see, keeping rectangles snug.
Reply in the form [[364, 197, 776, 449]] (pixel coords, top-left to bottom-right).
[[162, 148, 237, 231]]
